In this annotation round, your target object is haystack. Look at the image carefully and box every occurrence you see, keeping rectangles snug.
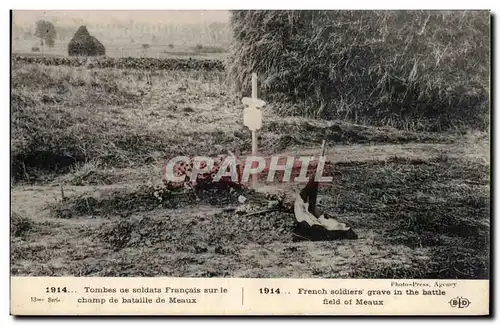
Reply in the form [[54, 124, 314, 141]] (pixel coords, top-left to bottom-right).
[[227, 10, 489, 131], [68, 26, 106, 57]]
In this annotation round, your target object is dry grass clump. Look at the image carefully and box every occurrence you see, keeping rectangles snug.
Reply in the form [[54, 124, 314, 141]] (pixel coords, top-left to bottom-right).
[[11, 212, 33, 237], [228, 10, 490, 131]]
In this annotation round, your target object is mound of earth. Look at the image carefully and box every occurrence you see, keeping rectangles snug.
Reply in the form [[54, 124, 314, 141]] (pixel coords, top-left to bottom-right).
[[97, 209, 297, 252], [50, 184, 264, 218]]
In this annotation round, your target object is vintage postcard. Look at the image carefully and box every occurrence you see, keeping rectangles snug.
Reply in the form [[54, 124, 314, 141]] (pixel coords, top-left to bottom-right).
[[10, 9, 491, 316]]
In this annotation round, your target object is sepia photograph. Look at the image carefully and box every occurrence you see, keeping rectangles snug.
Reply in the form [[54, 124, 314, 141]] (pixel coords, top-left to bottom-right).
[[11, 9, 490, 283]]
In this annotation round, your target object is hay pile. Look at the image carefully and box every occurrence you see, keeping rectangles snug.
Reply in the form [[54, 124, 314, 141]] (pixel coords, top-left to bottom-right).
[[68, 26, 106, 57], [227, 10, 490, 131]]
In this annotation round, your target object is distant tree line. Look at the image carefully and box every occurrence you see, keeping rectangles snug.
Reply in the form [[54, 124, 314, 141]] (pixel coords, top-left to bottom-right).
[[13, 20, 232, 46]]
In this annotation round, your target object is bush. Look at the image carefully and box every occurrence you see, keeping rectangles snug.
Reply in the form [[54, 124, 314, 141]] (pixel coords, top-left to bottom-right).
[[227, 10, 490, 131]]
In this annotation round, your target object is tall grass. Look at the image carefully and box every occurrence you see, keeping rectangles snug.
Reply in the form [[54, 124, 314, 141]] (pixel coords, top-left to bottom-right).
[[227, 10, 490, 131], [9, 60, 472, 182]]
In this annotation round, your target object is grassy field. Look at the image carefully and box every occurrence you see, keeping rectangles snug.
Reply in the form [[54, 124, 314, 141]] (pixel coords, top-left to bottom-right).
[[11, 57, 490, 279]]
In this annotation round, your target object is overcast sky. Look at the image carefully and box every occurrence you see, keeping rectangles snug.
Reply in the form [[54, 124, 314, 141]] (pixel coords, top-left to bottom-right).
[[13, 10, 230, 26]]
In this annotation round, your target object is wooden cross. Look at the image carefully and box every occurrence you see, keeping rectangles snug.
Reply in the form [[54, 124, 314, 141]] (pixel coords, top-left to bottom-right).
[[242, 73, 265, 187]]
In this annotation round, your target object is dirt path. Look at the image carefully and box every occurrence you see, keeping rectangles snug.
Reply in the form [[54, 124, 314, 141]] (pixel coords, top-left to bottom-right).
[[272, 138, 489, 164]]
